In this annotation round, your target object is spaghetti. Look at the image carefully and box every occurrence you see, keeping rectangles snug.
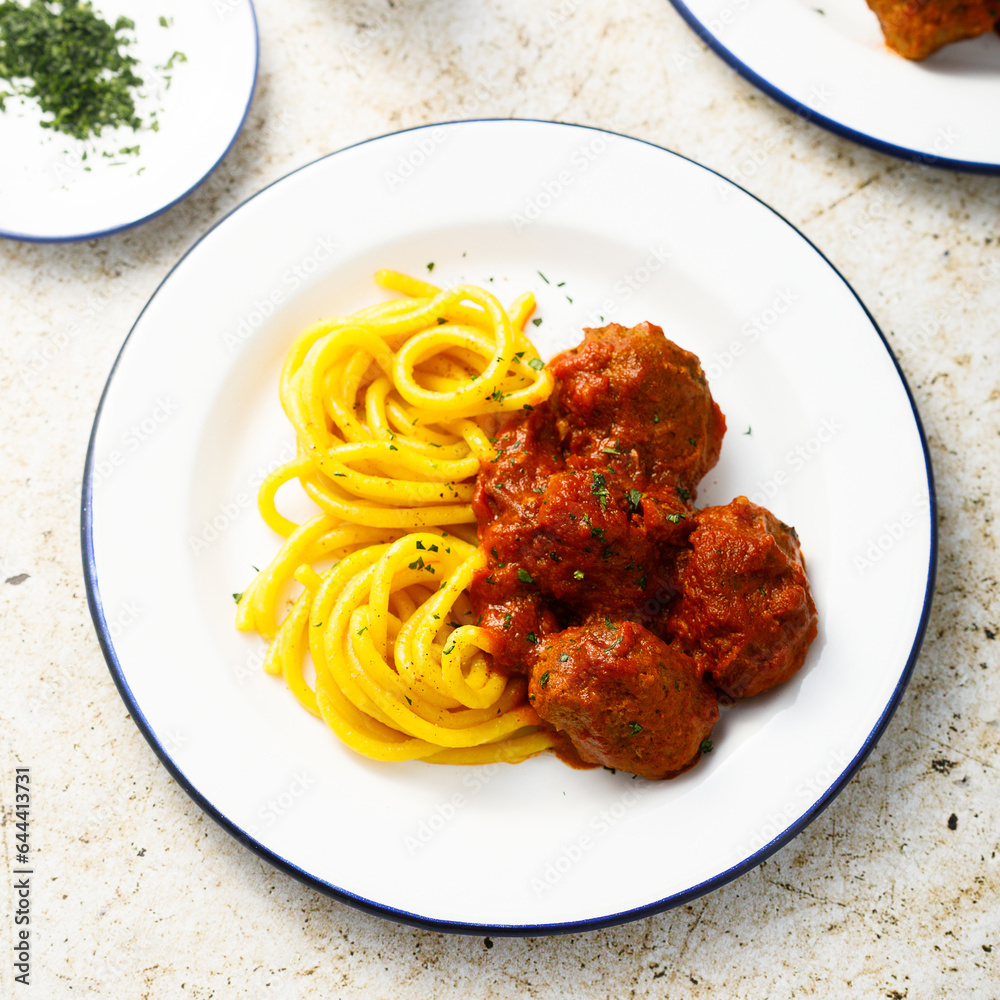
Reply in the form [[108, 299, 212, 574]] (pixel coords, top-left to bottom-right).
[[236, 271, 555, 764]]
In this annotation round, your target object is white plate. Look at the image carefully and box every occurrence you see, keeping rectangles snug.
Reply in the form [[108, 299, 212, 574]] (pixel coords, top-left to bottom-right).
[[668, 0, 1000, 172], [0, 0, 257, 241], [82, 120, 935, 933]]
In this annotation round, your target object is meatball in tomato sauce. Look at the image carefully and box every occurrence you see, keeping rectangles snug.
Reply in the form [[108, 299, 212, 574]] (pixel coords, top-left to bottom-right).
[[663, 497, 818, 701], [547, 321, 726, 497], [529, 621, 719, 780]]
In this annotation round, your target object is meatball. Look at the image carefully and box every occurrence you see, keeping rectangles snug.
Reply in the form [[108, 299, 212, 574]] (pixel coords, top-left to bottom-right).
[[471, 322, 722, 654], [663, 497, 817, 701], [472, 465, 693, 629], [547, 322, 726, 497], [529, 621, 719, 780], [865, 0, 1000, 60]]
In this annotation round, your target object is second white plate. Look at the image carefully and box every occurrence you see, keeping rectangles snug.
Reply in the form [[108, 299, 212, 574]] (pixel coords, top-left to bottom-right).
[[668, 0, 1000, 172]]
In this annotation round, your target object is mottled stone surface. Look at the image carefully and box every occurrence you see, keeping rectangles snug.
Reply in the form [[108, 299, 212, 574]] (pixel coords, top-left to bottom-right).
[[1, 0, 998, 996]]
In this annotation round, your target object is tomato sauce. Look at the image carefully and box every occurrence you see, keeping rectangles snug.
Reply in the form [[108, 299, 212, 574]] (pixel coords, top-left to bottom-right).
[[470, 322, 817, 778]]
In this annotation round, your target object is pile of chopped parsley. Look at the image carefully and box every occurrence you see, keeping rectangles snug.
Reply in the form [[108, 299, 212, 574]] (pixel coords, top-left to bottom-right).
[[0, 0, 143, 140]]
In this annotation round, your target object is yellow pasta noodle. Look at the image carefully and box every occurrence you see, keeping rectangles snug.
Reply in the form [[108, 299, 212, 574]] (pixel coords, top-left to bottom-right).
[[236, 271, 555, 764]]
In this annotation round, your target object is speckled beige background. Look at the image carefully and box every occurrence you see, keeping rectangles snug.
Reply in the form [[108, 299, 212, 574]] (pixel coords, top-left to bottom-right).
[[2, 0, 998, 996]]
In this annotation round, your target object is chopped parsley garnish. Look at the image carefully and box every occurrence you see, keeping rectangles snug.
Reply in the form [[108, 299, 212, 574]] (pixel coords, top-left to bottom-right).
[[532, 317, 542, 326], [628, 489, 643, 512], [525, 632, 538, 644], [604, 615, 617, 630], [356, 625, 368, 636], [688, 437, 697, 446], [502, 612, 512, 629], [606, 636, 623, 651], [627, 721, 643, 735], [408, 556, 434, 573], [676, 485, 691, 502], [573, 569, 584, 580], [426, 262, 435, 271], [666, 512, 687, 523], [537, 270, 550, 283], [161, 49, 186, 70], [0, 0, 144, 140], [699, 738, 714, 754], [232, 592, 242, 603], [590, 525, 605, 540], [590, 471, 609, 510], [517, 567, 535, 584], [653, 413, 660, 424], [539, 670, 550, 688], [559, 652, 569, 662], [436, 317, 447, 325], [527, 357, 545, 371]]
